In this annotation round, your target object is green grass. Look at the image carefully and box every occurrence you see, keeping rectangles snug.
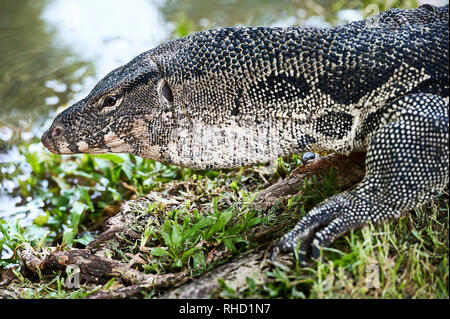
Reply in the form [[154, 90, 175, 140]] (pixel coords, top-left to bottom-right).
[[217, 201, 448, 299]]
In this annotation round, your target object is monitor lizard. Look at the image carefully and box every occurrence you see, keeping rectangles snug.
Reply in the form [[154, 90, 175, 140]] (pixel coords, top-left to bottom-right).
[[42, 4, 449, 262]]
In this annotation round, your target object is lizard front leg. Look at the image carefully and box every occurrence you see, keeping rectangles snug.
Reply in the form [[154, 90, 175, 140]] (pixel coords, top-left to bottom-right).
[[271, 93, 449, 262]]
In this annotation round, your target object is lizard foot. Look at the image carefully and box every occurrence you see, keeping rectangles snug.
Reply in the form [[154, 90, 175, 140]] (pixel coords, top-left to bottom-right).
[[270, 192, 398, 264], [272, 94, 449, 265]]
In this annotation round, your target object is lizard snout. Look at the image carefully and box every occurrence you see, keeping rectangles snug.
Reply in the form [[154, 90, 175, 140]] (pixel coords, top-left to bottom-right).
[[41, 126, 63, 153]]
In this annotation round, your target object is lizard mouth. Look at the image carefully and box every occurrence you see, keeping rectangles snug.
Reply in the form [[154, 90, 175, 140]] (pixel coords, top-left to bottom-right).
[[41, 127, 133, 155]]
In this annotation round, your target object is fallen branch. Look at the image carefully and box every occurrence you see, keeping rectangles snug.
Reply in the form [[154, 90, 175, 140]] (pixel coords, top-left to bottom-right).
[[255, 153, 365, 209], [17, 245, 189, 298], [159, 244, 270, 299]]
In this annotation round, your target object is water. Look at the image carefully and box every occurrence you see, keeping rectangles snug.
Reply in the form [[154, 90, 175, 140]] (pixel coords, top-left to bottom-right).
[[0, 0, 447, 225]]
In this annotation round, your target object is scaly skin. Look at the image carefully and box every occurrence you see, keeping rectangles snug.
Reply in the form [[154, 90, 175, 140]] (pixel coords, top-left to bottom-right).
[[42, 5, 449, 261]]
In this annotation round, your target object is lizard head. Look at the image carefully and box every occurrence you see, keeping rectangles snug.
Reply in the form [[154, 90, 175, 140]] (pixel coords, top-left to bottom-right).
[[41, 51, 177, 162], [42, 32, 297, 169]]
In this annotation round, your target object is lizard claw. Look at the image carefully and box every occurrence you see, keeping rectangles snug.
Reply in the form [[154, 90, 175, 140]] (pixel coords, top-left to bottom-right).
[[269, 245, 280, 262], [269, 241, 293, 261], [270, 239, 310, 266], [310, 240, 325, 263]]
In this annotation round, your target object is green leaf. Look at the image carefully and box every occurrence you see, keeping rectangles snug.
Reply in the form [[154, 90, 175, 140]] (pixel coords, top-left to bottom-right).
[[182, 216, 215, 243], [76, 186, 93, 211], [106, 187, 121, 200], [73, 170, 104, 182], [70, 201, 88, 230], [51, 176, 71, 190], [121, 162, 134, 180], [73, 232, 95, 246], [150, 247, 170, 257], [160, 229, 173, 248], [0, 219, 23, 247], [206, 211, 233, 239], [171, 221, 183, 250], [180, 246, 201, 263], [172, 257, 183, 268], [223, 237, 238, 253], [192, 250, 207, 270], [20, 147, 42, 175], [63, 228, 76, 246], [112, 165, 123, 183], [33, 212, 49, 227], [93, 157, 113, 171], [246, 276, 257, 291], [230, 181, 239, 193], [94, 154, 126, 164]]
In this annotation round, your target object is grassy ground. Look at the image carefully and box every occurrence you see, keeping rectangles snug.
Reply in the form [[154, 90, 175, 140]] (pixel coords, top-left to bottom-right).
[[0, 140, 448, 298]]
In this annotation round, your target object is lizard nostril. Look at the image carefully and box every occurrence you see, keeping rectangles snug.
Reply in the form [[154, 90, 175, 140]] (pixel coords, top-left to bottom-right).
[[52, 127, 62, 138]]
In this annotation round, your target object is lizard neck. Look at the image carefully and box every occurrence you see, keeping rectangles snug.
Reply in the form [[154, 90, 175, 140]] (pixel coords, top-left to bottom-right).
[[163, 117, 299, 169]]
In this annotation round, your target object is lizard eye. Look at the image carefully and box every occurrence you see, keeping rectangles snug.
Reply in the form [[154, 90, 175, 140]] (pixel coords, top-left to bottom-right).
[[104, 95, 117, 107]]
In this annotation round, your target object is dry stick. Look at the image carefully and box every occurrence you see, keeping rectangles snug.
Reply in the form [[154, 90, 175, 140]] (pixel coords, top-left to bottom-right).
[[18, 246, 189, 298], [159, 245, 272, 299], [87, 271, 189, 299], [255, 153, 365, 209]]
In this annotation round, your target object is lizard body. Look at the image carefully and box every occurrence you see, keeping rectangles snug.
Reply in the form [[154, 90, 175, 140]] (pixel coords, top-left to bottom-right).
[[42, 4, 449, 260]]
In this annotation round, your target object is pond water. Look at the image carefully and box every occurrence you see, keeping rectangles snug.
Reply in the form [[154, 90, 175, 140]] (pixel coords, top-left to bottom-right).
[[0, 0, 447, 226]]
